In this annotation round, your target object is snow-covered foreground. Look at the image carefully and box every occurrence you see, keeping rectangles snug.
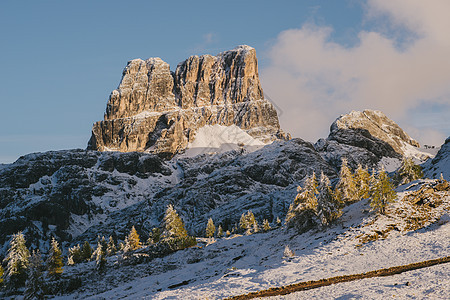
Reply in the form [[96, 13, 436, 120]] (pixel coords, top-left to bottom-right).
[[268, 263, 449, 299], [53, 181, 449, 300]]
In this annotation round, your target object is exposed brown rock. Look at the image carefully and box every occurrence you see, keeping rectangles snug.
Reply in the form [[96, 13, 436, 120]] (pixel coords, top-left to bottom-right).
[[88, 45, 287, 157]]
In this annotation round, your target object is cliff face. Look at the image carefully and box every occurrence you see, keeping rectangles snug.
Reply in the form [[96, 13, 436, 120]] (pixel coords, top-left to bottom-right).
[[88, 46, 287, 157]]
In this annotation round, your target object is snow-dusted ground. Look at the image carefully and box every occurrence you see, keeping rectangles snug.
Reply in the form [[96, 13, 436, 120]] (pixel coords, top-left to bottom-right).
[[269, 263, 449, 299], [52, 180, 450, 300], [182, 124, 266, 157]]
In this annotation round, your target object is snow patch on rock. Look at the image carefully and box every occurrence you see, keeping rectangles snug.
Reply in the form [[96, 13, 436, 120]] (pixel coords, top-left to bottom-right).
[[182, 124, 265, 157]]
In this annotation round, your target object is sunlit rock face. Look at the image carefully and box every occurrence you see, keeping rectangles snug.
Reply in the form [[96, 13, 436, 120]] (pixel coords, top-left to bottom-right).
[[88, 45, 288, 158]]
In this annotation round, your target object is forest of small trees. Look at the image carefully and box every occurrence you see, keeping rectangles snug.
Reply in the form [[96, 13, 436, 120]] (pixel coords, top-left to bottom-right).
[[285, 157, 423, 232]]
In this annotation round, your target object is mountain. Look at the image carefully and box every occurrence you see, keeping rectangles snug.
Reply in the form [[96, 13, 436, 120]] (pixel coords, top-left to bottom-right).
[[0, 138, 336, 254], [423, 136, 450, 180], [88, 45, 288, 158], [315, 109, 431, 171], [0, 46, 439, 258]]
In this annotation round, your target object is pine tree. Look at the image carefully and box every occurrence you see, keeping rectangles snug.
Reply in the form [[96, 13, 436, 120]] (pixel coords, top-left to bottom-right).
[[205, 218, 216, 238], [106, 236, 116, 256], [354, 164, 370, 199], [3, 231, 30, 286], [125, 226, 141, 251], [335, 158, 358, 204], [162, 204, 188, 240], [263, 219, 271, 231], [99, 236, 108, 252], [316, 172, 342, 226], [93, 241, 106, 272], [47, 237, 63, 279], [0, 264, 4, 286], [370, 167, 397, 215], [285, 173, 319, 231], [239, 210, 257, 234], [283, 245, 295, 258], [147, 227, 162, 245], [81, 241, 93, 262], [395, 157, 423, 185], [253, 220, 259, 233], [217, 225, 223, 238], [67, 244, 82, 265], [276, 217, 282, 226], [24, 250, 44, 300]]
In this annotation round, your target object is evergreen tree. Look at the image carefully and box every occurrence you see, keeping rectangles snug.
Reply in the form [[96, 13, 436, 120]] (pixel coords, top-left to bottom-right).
[[285, 173, 319, 231], [354, 164, 371, 199], [316, 172, 342, 226], [67, 244, 82, 265], [93, 241, 106, 272], [0, 264, 4, 286], [283, 245, 295, 258], [205, 218, 216, 238], [106, 236, 116, 256], [253, 220, 259, 233], [263, 219, 271, 231], [47, 237, 63, 279], [3, 231, 30, 286], [370, 167, 397, 215], [217, 225, 223, 238], [162, 204, 188, 240], [395, 157, 423, 185], [125, 226, 141, 251], [276, 217, 282, 226], [335, 158, 358, 204], [239, 210, 257, 234], [99, 236, 108, 252], [81, 241, 93, 262], [24, 250, 44, 300], [147, 228, 162, 245]]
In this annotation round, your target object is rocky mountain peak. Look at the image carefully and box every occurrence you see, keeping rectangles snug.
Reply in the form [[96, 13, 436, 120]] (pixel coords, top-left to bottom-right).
[[88, 46, 287, 157], [331, 109, 420, 155]]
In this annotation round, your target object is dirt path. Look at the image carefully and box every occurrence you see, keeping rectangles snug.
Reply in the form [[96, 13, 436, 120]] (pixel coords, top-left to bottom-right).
[[226, 256, 450, 299]]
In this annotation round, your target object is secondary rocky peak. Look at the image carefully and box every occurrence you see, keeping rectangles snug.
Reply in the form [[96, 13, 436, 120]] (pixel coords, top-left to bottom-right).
[[331, 110, 420, 155], [88, 46, 286, 157]]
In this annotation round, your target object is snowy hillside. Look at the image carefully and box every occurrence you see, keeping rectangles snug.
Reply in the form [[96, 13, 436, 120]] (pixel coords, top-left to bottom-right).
[[423, 136, 450, 181], [43, 179, 449, 299]]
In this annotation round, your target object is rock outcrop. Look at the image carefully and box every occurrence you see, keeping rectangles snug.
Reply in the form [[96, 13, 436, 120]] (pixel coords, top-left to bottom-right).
[[331, 110, 420, 154], [423, 137, 450, 180], [315, 110, 424, 170], [88, 45, 287, 157]]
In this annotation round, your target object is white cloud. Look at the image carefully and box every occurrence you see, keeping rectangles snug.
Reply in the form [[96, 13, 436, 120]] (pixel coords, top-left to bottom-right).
[[261, 0, 450, 146]]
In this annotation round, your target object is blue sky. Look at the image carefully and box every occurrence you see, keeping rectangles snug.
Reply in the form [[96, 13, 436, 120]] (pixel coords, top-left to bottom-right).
[[1, 0, 449, 163]]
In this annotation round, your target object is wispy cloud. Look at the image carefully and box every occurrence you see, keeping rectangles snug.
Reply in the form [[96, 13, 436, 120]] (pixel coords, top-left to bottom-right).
[[261, 0, 450, 146]]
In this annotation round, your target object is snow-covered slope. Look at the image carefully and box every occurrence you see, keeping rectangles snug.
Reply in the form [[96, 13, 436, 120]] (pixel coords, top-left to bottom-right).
[[46, 179, 449, 299], [0, 138, 336, 256], [182, 124, 265, 157], [423, 137, 450, 181]]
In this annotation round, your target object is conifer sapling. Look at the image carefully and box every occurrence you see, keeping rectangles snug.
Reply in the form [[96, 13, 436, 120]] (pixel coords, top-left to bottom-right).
[[162, 204, 188, 240], [205, 218, 216, 238], [3, 231, 30, 286], [47, 237, 64, 278], [24, 250, 44, 300]]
